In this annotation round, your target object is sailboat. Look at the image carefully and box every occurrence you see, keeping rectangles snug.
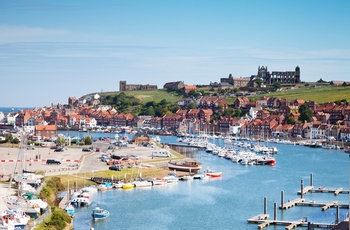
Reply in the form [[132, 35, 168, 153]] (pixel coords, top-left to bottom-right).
[[6, 133, 48, 217], [65, 175, 75, 217]]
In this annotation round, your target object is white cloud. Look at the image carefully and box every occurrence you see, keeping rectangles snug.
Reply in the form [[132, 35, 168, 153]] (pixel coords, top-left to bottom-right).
[[0, 25, 67, 43]]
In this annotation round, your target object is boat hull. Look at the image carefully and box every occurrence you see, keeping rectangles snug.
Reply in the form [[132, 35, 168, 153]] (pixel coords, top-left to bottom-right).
[[206, 172, 222, 177], [167, 161, 202, 173]]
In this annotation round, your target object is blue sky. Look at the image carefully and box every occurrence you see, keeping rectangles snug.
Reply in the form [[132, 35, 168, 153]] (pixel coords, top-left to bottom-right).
[[1, 0, 349, 107]]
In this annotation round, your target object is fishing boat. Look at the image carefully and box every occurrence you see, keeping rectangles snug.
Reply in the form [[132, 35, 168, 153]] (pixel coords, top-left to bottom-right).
[[70, 191, 92, 207], [167, 160, 202, 173], [91, 206, 110, 221]]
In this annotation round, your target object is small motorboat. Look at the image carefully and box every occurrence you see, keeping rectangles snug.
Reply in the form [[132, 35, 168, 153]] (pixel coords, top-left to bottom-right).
[[65, 204, 75, 217], [91, 206, 110, 221], [122, 183, 135, 189], [205, 168, 222, 178], [206, 171, 222, 178], [152, 178, 168, 185]]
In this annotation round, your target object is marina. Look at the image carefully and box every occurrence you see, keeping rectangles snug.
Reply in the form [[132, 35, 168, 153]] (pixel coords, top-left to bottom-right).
[[248, 175, 349, 229], [70, 135, 350, 230]]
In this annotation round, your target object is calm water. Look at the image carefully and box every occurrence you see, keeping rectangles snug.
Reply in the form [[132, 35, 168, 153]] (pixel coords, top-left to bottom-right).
[[0, 107, 34, 113], [71, 136, 349, 230]]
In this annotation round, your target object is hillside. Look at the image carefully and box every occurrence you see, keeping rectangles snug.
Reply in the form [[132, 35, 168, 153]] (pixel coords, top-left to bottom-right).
[[249, 85, 350, 104], [97, 90, 182, 104], [90, 85, 349, 107]]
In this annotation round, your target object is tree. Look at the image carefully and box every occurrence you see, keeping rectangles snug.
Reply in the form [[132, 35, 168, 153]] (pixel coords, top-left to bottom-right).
[[188, 102, 197, 109], [12, 137, 19, 144], [84, 136, 92, 145], [234, 108, 242, 118], [159, 99, 168, 106], [5, 134, 13, 143], [255, 78, 263, 88], [223, 108, 234, 117], [217, 104, 224, 113], [286, 117, 296, 125], [298, 104, 313, 122], [273, 82, 282, 90], [145, 106, 155, 116], [56, 136, 66, 146]]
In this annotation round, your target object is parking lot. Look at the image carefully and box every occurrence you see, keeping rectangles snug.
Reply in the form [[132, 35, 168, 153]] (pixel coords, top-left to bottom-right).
[[0, 140, 174, 178]]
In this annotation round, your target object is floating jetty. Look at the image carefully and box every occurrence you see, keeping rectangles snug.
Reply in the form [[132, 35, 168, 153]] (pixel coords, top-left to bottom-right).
[[296, 174, 349, 196], [248, 174, 347, 229]]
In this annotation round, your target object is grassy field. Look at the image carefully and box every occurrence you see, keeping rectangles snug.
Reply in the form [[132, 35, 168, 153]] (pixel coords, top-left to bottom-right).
[[249, 86, 350, 103], [88, 85, 350, 106], [100, 90, 182, 104]]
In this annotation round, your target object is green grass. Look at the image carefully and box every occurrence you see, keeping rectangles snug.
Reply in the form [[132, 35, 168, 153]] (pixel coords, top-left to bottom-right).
[[249, 86, 350, 103], [99, 89, 182, 104]]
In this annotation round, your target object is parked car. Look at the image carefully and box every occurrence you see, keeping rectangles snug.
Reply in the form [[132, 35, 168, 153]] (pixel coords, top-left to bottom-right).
[[109, 165, 121, 171], [46, 159, 61, 165], [130, 154, 139, 160], [54, 147, 64, 152], [101, 156, 111, 162]]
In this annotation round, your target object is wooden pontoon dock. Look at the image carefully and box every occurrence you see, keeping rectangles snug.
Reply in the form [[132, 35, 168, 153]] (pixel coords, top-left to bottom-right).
[[248, 174, 347, 229]]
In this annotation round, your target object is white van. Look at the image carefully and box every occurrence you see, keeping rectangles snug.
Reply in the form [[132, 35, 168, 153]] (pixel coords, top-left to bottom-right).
[[152, 149, 171, 158]]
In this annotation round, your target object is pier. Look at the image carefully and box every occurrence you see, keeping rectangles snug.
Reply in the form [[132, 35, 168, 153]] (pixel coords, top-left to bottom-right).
[[248, 174, 346, 229], [297, 187, 349, 196]]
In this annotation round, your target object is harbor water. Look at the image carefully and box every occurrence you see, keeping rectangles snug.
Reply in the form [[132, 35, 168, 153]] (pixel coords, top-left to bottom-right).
[[71, 135, 349, 230]]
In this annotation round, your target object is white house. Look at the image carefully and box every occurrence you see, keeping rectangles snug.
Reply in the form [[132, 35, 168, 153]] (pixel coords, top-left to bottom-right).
[[0, 112, 5, 123], [86, 118, 97, 128], [249, 107, 259, 120], [6, 112, 18, 125], [23, 125, 35, 134], [94, 94, 100, 100]]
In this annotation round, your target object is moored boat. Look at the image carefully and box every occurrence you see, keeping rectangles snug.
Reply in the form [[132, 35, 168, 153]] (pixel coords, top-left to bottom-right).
[[122, 183, 135, 189], [91, 206, 110, 221], [163, 173, 179, 183], [167, 160, 202, 173], [180, 174, 193, 181], [152, 178, 168, 185], [65, 204, 75, 217], [0, 209, 30, 229], [70, 195, 92, 207], [344, 147, 350, 153], [133, 180, 153, 187]]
